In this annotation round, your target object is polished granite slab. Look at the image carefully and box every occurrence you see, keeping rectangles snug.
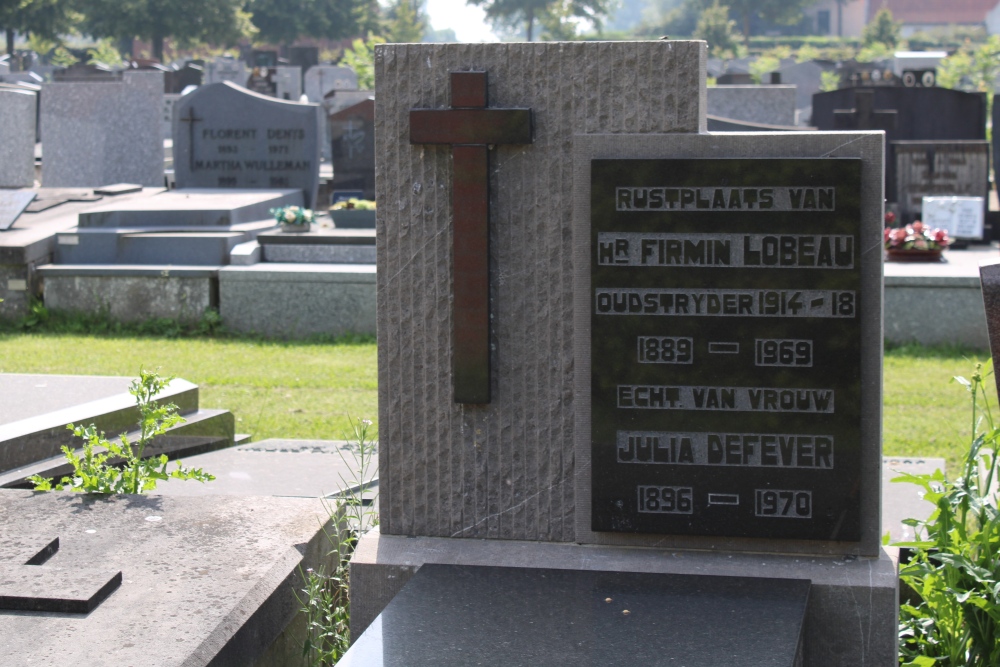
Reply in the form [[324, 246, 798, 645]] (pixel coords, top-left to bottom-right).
[[338, 564, 810, 667]]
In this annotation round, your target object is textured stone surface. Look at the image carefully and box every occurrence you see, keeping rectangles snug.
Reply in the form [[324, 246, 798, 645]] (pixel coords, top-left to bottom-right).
[[41, 71, 164, 187], [219, 263, 376, 337], [0, 373, 133, 426], [375, 41, 706, 542], [0, 89, 36, 187], [262, 243, 375, 263], [707, 85, 797, 125], [0, 490, 337, 666], [349, 530, 899, 667], [39, 266, 214, 323]]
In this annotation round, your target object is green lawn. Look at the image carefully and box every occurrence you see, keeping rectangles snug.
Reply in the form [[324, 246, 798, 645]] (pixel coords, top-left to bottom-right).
[[0, 333, 993, 475], [0, 334, 378, 442]]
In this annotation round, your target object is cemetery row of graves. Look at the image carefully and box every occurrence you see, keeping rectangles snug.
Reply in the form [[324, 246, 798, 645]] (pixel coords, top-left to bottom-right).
[[4, 37, 1000, 665]]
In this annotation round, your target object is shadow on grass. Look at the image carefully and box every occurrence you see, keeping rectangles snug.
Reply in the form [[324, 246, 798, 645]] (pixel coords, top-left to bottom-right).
[[0, 303, 375, 347]]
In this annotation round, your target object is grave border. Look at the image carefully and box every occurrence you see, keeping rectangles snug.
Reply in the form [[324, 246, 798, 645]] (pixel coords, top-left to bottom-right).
[[572, 131, 885, 557]]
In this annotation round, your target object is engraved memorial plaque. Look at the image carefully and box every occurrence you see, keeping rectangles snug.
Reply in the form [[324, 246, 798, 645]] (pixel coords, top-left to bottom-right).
[[590, 158, 863, 542]]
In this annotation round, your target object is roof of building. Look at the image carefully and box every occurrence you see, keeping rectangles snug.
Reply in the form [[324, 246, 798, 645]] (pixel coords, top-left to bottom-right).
[[868, 0, 999, 25]]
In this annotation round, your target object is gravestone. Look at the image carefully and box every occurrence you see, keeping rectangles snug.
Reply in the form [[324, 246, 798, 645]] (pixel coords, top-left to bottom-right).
[[275, 66, 301, 100], [41, 70, 164, 187], [246, 66, 276, 96], [771, 60, 827, 112], [287, 46, 319, 74], [165, 61, 202, 94], [922, 196, 985, 241], [706, 85, 796, 126], [53, 63, 119, 82], [329, 98, 375, 201], [0, 88, 36, 187], [303, 64, 357, 103], [173, 82, 321, 207], [351, 41, 896, 667], [204, 57, 247, 87], [893, 141, 989, 224]]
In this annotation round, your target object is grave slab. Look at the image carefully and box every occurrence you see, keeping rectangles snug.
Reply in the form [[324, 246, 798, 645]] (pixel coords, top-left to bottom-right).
[[150, 438, 377, 498], [77, 188, 300, 228], [341, 564, 810, 667], [707, 84, 796, 126], [0, 489, 338, 666], [0, 190, 36, 231]]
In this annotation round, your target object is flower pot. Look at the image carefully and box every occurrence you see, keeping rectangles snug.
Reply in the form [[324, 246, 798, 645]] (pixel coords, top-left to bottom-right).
[[332, 210, 376, 229], [281, 222, 311, 233], [885, 248, 943, 262]]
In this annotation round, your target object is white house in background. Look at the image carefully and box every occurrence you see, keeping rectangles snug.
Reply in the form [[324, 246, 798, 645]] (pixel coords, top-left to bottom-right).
[[804, 0, 870, 37], [868, 0, 1000, 36]]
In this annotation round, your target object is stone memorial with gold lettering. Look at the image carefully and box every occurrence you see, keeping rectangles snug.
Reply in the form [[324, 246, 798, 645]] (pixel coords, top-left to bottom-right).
[[344, 42, 897, 667], [173, 82, 321, 207]]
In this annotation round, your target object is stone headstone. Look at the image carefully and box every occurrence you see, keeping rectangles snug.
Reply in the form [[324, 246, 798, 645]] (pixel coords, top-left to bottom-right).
[[52, 63, 119, 82], [41, 70, 164, 187], [893, 140, 989, 224], [246, 66, 277, 96], [922, 196, 985, 240], [0, 88, 37, 187], [275, 66, 301, 100], [165, 61, 202, 94], [173, 82, 320, 206], [772, 60, 827, 112], [329, 98, 374, 201], [351, 41, 897, 667], [0, 191, 36, 231], [162, 92, 180, 140], [0, 71, 43, 86], [304, 65, 358, 103], [205, 57, 247, 87], [706, 85, 796, 126], [287, 46, 319, 73]]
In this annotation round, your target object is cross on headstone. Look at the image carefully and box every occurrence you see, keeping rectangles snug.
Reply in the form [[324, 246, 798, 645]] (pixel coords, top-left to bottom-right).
[[0, 536, 122, 613], [409, 71, 533, 404], [834, 90, 898, 132], [179, 106, 203, 172]]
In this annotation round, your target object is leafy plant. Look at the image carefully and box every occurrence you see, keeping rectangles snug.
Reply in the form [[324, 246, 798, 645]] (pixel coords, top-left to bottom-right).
[[819, 70, 840, 92], [894, 360, 1000, 666], [29, 368, 214, 493], [271, 205, 315, 226], [86, 38, 124, 66], [340, 33, 384, 90], [297, 417, 378, 666]]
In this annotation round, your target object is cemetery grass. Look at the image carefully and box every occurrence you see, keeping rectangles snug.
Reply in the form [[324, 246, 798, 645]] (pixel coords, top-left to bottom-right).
[[0, 333, 378, 441]]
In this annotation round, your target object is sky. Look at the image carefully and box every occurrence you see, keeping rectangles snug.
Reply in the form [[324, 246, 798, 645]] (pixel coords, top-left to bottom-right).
[[424, 0, 500, 42]]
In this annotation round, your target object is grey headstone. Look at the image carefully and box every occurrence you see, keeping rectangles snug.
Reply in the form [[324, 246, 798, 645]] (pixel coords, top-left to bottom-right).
[[204, 57, 247, 87], [0, 71, 44, 85], [304, 65, 358, 103], [173, 83, 321, 207], [0, 89, 36, 188], [163, 92, 181, 140], [0, 191, 36, 230], [707, 85, 797, 126], [772, 60, 827, 111], [41, 70, 164, 187], [275, 66, 301, 100], [329, 98, 374, 201]]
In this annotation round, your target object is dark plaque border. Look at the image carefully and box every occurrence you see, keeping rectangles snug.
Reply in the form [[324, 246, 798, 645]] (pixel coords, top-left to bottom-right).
[[590, 158, 863, 542]]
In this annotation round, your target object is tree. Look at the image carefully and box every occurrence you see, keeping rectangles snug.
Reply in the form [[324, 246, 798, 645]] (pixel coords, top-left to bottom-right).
[[340, 32, 384, 89], [467, 0, 611, 41], [863, 7, 899, 48], [693, 2, 738, 58], [0, 0, 80, 57], [249, 0, 376, 47], [695, 0, 813, 43], [384, 0, 426, 43], [78, 0, 255, 62]]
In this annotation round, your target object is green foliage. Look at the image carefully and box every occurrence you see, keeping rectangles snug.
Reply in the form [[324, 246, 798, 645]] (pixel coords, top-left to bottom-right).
[[384, 0, 426, 43], [468, 0, 612, 41], [297, 418, 378, 665], [48, 46, 77, 67], [819, 70, 840, 92], [29, 368, 214, 494], [863, 7, 899, 49], [340, 33, 384, 90], [693, 2, 739, 58], [795, 43, 819, 62], [856, 41, 894, 63], [937, 36, 1000, 94], [78, 0, 255, 61], [86, 37, 123, 66], [895, 361, 1000, 665], [1, 304, 231, 338], [749, 47, 788, 83], [0, 0, 81, 56], [248, 0, 374, 46]]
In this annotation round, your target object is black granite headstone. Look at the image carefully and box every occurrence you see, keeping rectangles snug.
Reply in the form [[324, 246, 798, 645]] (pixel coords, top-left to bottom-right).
[[893, 140, 989, 225], [173, 82, 321, 207], [339, 565, 810, 667], [589, 158, 863, 542], [330, 98, 375, 201]]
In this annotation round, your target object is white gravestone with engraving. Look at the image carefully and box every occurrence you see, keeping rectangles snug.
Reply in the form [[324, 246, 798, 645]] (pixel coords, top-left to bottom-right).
[[922, 195, 985, 240]]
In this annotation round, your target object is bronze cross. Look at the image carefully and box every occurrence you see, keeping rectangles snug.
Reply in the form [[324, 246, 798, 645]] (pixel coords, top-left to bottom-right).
[[179, 106, 204, 172], [410, 71, 533, 404], [833, 90, 897, 132]]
